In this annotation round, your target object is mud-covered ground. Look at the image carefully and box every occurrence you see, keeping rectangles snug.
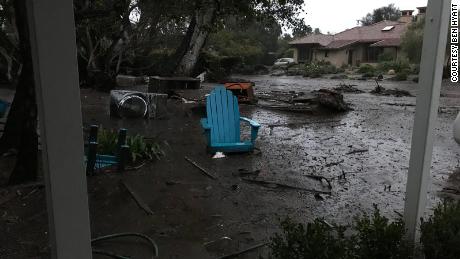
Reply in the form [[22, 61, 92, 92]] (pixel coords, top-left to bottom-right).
[[0, 76, 459, 258]]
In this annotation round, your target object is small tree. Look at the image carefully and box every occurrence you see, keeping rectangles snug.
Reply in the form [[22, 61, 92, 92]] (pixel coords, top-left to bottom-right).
[[361, 4, 401, 26], [400, 17, 425, 63]]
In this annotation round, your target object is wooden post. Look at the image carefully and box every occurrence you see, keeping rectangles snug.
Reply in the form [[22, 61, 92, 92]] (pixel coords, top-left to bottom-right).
[[26, 0, 93, 258], [86, 142, 97, 175], [403, 0, 450, 243], [117, 128, 127, 152], [118, 145, 130, 172], [89, 125, 99, 143]]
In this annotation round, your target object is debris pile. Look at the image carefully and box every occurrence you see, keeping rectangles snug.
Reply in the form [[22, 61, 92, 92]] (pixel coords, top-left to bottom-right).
[[333, 83, 364, 93], [370, 81, 413, 97], [257, 89, 351, 113]]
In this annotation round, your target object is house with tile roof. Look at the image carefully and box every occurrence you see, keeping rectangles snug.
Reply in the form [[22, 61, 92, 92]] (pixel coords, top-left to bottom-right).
[[289, 7, 426, 67]]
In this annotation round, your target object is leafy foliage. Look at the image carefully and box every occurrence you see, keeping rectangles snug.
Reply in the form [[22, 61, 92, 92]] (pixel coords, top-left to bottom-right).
[[361, 4, 401, 26], [304, 61, 338, 78], [96, 127, 165, 164], [393, 71, 408, 81], [378, 52, 395, 62], [126, 134, 165, 163], [3, 0, 310, 84], [377, 59, 411, 74], [269, 205, 412, 259], [357, 64, 376, 77], [352, 205, 412, 259], [72, 0, 310, 83], [292, 25, 313, 38], [420, 200, 460, 259], [270, 218, 350, 259], [401, 17, 425, 63]]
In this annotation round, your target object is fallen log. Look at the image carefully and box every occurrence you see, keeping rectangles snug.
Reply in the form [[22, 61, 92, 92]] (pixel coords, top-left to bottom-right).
[[185, 156, 217, 180], [242, 178, 331, 195], [257, 89, 351, 113], [346, 149, 369, 155], [267, 120, 341, 128]]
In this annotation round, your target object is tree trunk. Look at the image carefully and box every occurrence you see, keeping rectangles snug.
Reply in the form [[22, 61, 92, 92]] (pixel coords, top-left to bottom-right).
[[174, 0, 217, 77], [0, 0, 38, 185]]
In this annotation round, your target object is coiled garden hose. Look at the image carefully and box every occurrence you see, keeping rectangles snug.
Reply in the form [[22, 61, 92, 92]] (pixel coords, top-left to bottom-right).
[[91, 232, 159, 259]]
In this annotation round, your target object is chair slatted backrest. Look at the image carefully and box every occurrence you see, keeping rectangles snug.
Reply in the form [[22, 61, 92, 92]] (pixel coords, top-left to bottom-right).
[[206, 86, 240, 143]]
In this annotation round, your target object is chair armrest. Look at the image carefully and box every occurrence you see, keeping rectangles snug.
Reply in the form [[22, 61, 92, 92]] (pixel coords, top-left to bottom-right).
[[240, 117, 260, 128], [201, 118, 211, 130], [240, 117, 260, 144]]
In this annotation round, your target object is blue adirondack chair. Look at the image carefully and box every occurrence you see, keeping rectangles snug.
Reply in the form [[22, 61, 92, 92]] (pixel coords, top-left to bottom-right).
[[201, 85, 260, 153]]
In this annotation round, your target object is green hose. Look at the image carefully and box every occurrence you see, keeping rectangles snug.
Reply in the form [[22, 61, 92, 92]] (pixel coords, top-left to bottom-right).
[[91, 232, 158, 259]]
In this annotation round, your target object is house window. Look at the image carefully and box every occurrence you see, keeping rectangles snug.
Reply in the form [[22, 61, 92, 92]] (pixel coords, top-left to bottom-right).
[[298, 47, 312, 62], [366, 47, 383, 62], [325, 50, 329, 57]]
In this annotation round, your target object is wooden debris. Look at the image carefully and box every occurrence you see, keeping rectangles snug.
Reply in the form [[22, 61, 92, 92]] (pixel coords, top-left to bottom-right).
[[257, 89, 351, 113], [333, 84, 364, 93], [125, 162, 146, 171], [346, 149, 369, 155], [324, 159, 344, 167], [267, 119, 341, 128], [185, 156, 217, 180], [234, 168, 260, 177], [242, 178, 331, 195], [122, 181, 154, 215], [371, 84, 413, 97], [384, 103, 416, 107], [303, 174, 332, 189], [216, 242, 269, 259]]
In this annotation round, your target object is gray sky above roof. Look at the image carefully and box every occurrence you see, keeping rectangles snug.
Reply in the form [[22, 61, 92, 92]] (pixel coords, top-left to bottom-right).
[[300, 0, 428, 34]]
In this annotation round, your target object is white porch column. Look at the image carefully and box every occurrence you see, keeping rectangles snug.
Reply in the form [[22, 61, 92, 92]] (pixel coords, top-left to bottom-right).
[[27, 0, 93, 258], [403, 0, 451, 242]]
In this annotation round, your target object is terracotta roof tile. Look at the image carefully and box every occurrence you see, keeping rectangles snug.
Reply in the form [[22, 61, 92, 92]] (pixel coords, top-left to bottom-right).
[[290, 20, 410, 48], [369, 38, 401, 47], [322, 40, 358, 49], [289, 34, 334, 46]]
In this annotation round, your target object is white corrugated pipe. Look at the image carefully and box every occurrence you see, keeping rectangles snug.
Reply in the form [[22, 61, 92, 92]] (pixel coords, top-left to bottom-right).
[[454, 112, 460, 144]]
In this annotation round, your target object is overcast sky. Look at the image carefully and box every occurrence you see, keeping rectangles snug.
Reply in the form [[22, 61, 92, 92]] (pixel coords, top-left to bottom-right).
[[301, 0, 429, 34]]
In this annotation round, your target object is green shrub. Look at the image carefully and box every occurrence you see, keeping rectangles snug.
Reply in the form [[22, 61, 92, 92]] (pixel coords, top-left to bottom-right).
[[352, 205, 412, 259], [304, 63, 324, 78], [340, 63, 350, 70], [336, 67, 346, 74], [270, 218, 351, 259], [394, 71, 408, 81], [377, 59, 410, 74], [269, 205, 412, 259], [96, 128, 165, 164], [304, 61, 339, 77], [378, 52, 395, 62], [411, 64, 420, 75], [420, 200, 460, 259], [200, 52, 242, 81], [126, 134, 165, 163], [357, 64, 376, 76]]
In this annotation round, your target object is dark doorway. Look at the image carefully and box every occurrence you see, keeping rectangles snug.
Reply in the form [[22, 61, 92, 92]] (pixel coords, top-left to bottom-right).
[[348, 50, 353, 65]]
